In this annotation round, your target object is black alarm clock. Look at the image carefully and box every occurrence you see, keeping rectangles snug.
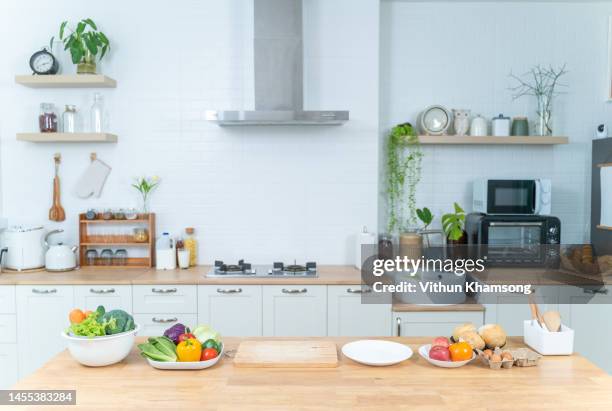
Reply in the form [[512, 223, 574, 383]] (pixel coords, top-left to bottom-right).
[[29, 48, 59, 75]]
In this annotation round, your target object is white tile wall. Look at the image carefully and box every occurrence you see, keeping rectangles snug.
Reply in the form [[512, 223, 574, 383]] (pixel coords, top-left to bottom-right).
[[0, 0, 380, 264], [379, 1, 612, 243]]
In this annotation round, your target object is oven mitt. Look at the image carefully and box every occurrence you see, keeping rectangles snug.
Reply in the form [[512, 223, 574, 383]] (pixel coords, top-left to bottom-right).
[[75, 158, 111, 199]]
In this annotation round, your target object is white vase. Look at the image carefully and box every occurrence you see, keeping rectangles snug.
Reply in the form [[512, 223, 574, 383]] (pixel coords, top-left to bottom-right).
[[469, 115, 488, 136]]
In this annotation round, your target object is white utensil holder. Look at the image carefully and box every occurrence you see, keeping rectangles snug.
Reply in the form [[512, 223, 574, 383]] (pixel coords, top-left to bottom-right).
[[523, 320, 574, 355]]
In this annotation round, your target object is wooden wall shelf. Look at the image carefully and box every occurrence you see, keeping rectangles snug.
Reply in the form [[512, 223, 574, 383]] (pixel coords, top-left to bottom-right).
[[17, 133, 117, 143], [418, 136, 568, 145], [79, 213, 156, 268], [597, 225, 612, 231], [15, 74, 116, 88]]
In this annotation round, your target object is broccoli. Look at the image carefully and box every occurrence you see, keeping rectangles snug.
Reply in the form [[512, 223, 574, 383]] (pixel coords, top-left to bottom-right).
[[101, 309, 135, 334]]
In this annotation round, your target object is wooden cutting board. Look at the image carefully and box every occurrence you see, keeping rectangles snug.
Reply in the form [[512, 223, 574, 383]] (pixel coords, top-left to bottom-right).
[[233, 340, 338, 368]]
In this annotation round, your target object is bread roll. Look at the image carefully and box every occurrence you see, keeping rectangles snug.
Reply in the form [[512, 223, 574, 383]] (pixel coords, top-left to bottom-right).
[[452, 323, 477, 341], [478, 324, 507, 349], [459, 330, 485, 350]]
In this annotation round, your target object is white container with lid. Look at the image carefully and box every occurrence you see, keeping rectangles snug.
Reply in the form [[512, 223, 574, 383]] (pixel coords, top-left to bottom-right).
[[156, 232, 176, 270], [523, 320, 574, 355], [492, 114, 511, 136]]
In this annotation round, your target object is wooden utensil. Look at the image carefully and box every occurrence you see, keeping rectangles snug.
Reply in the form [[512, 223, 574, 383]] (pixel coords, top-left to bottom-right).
[[542, 310, 562, 332], [528, 294, 548, 331], [233, 340, 338, 368], [49, 153, 66, 222]]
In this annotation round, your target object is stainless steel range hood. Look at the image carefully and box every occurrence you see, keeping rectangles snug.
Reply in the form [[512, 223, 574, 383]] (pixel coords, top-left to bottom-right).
[[205, 0, 349, 126]]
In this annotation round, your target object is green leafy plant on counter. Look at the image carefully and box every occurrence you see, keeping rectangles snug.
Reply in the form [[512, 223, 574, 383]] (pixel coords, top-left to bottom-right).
[[54, 18, 110, 74], [132, 176, 160, 213], [386, 123, 423, 234], [441, 202, 466, 241], [416, 207, 434, 230]]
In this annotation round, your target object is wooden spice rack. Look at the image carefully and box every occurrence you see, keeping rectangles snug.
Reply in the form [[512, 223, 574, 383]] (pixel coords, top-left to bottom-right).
[[78, 213, 156, 268]]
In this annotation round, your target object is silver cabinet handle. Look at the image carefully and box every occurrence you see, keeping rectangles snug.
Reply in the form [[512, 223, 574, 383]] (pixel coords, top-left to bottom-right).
[[32, 288, 57, 294], [396, 317, 401, 336], [152, 288, 177, 294], [282, 288, 308, 294], [347, 287, 371, 294], [90, 288, 115, 294], [584, 288, 609, 295], [217, 288, 242, 294], [152, 317, 178, 323]]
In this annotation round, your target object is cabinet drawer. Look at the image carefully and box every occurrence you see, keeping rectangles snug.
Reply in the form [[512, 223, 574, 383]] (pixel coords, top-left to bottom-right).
[[394, 311, 484, 337], [133, 285, 197, 314], [0, 315, 16, 343], [198, 285, 262, 336], [263, 285, 327, 336], [74, 285, 132, 312], [0, 286, 16, 314], [327, 285, 391, 336], [133, 314, 198, 337]]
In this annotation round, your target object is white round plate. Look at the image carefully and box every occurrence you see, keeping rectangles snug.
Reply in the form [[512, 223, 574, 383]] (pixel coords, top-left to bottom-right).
[[419, 344, 475, 368], [342, 340, 413, 366], [146, 343, 224, 370]]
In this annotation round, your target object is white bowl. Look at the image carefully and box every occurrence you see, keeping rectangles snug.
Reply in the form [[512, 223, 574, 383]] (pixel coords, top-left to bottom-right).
[[62, 325, 139, 367], [146, 343, 224, 370], [418, 344, 475, 368], [342, 340, 413, 366]]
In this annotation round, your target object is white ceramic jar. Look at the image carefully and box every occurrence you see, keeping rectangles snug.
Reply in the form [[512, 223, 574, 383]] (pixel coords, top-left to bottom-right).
[[492, 114, 511, 136], [469, 115, 488, 136]]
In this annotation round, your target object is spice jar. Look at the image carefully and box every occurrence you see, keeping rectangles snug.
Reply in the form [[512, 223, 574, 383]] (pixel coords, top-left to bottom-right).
[[39, 103, 58, 132], [62, 105, 78, 133], [133, 227, 149, 243]]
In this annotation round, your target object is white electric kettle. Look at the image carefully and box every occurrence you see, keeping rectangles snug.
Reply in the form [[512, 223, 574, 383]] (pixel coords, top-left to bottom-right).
[[44, 229, 78, 272]]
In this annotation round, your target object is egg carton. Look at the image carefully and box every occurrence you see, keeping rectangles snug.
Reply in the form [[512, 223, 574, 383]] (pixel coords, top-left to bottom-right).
[[476, 347, 541, 370]]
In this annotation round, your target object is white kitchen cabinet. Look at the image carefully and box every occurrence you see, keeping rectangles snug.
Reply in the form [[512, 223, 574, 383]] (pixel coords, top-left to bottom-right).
[[16, 285, 74, 378], [484, 286, 559, 336], [198, 285, 262, 336], [133, 314, 198, 337], [74, 285, 132, 312], [0, 286, 16, 313], [263, 285, 327, 336], [327, 285, 391, 336], [0, 314, 17, 343], [558, 286, 612, 374], [0, 344, 18, 389], [394, 311, 484, 337], [133, 285, 197, 314]]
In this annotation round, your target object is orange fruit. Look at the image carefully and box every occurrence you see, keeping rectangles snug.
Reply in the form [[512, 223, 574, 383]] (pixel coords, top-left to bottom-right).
[[449, 341, 473, 362], [69, 309, 86, 324]]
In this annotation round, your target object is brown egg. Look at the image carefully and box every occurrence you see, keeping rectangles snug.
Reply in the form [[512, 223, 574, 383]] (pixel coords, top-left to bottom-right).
[[483, 349, 493, 359], [490, 354, 502, 363], [501, 352, 513, 361]]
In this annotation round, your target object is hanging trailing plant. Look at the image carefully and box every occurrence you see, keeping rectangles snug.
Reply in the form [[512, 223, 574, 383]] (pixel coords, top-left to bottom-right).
[[386, 122, 423, 234]]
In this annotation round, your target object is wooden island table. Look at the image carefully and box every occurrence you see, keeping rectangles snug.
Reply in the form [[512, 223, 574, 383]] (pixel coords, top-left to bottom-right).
[[8, 337, 612, 410]]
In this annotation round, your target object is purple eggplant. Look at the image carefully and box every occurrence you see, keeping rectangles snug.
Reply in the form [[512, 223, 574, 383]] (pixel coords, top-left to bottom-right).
[[162, 323, 188, 344]]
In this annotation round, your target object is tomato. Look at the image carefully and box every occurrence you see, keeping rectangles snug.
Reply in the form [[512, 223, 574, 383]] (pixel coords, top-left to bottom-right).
[[178, 333, 196, 343], [449, 341, 473, 362], [201, 347, 218, 361]]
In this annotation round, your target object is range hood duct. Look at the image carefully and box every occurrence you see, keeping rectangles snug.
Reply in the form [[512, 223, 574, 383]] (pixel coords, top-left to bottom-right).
[[205, 0, 349, 126]]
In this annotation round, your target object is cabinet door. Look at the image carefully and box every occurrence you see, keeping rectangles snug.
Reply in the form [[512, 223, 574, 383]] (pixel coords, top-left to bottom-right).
[[133, 314, 198, 337], [558, 286, 612, 374], [0, 344, 18, 389], [327, 286, 391, 336], [74, 285, 133, 312], [263, 285, 327, 336], [0, 286, 16, 313], [133, 285, 197, 314], [394, 311, 484, 337], [198, 285, 262, 336], [16, 286, 74, 378], [484, 286, 559, 336]]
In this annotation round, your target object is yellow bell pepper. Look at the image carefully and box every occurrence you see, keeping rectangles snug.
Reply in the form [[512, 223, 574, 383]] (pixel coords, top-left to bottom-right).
[[176, 338, 202, 362]]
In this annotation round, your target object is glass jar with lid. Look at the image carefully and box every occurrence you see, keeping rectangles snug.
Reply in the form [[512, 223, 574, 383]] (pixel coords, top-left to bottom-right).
[[62, 105, 79, 133], [39, 103, 58, 132]]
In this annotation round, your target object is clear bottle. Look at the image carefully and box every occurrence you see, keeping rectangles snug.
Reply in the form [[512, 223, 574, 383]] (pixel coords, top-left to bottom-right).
[[90, 93, 105, 132], [183, 227, 198, 266], [62, 105, 78, 133]]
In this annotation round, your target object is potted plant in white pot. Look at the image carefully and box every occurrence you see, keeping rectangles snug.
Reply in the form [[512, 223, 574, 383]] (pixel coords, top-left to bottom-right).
[[55, 18, 110, 74]]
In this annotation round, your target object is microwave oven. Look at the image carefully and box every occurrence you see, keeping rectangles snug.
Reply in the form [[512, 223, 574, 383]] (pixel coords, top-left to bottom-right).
[[466, 213, 560, 267], [473, 179, 551, 215]]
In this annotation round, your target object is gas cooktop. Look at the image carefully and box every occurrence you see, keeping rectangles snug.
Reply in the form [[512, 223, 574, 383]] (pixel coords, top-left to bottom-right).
[[206, 260, 318, 278]]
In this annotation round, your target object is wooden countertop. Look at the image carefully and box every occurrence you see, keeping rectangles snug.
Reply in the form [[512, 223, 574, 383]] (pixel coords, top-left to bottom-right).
[[12, 337, 612, 410], [0, 265, 362, 285]]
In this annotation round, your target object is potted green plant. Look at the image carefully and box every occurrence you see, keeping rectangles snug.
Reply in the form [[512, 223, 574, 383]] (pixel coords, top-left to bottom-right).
[[441, 202, 467, 259], [132, 176, 160, 213], [55, 18, 110, 74], [386, 123, 424, 259], [416, 207, 434, 247]]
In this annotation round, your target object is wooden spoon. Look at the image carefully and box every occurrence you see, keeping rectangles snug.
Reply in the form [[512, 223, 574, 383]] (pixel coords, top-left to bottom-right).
[[528, 294, 548, 330], [542, 310, 562, 332], [48, 153, 66, 222]]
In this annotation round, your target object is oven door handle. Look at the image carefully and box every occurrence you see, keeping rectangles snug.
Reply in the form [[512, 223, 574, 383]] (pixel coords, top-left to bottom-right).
[[488, 222, 543, 227], [534, 179, 542, 215]]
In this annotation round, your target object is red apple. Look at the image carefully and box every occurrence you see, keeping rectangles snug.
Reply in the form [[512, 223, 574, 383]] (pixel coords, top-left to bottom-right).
[[429, 345, 451, 361], [432, 336, 450, 348]]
